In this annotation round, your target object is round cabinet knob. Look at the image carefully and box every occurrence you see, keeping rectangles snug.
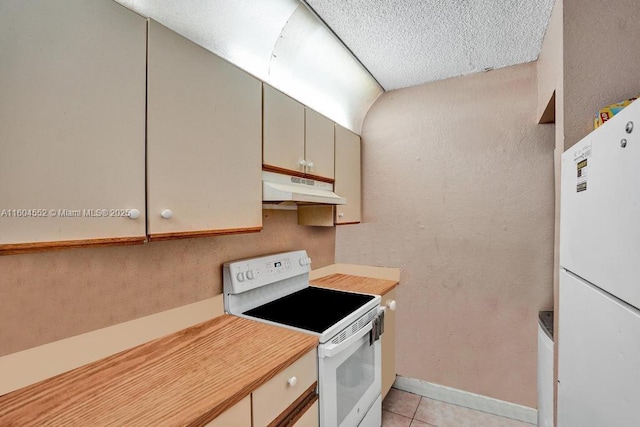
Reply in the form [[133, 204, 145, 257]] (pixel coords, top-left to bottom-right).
[[287, 376, 297, 387], [160, 209, 173, 219], [386, 300, 397, 311], [128, 209, 140, 219], [246, 270, 255, 280], [338, 212, 344, 218], [299, 160, 307, 168], [307, 161, 314, 170]]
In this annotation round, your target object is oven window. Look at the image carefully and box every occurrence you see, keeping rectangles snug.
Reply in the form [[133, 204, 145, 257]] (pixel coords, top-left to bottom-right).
[[336, 340, 375, 425]]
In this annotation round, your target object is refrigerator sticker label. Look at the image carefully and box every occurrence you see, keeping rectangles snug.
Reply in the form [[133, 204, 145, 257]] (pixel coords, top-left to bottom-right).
[[573, 142, 593, 163], [577, 159, 588, 192]]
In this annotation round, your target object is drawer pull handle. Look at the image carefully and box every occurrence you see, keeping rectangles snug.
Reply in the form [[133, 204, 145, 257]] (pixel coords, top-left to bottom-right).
[[287, 376, 297, 387]]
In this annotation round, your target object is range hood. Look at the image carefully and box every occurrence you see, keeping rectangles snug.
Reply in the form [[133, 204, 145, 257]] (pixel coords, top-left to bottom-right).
[[262, 171, 346, 205]]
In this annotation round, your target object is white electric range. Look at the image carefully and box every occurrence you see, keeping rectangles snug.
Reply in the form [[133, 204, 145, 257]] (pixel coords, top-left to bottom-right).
[[223, 250, 383, 427]]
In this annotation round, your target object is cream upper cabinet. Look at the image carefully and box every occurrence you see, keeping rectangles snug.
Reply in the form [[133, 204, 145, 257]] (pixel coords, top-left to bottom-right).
[[263, 86, 335, 181], [263, 85, 305, 175], [147, 20, 262, 240], [0, 0, 147, 253], [305, 108, 335, 180], [334, 125, 362, 224]]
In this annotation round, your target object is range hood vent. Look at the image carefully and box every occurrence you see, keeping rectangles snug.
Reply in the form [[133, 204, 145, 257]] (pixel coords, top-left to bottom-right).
[[262, 171, 346, 205]]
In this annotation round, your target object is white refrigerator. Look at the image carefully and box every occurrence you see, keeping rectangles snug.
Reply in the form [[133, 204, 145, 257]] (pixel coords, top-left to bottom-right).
[[558, 100, 640, 426]]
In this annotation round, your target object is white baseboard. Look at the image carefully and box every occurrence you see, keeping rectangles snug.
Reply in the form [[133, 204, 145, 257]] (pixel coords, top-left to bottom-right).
[[393, 375, 537, 425]]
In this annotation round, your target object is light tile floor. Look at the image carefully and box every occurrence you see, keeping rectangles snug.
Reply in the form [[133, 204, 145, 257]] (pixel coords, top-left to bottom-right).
[[381, 388, 536, 427]]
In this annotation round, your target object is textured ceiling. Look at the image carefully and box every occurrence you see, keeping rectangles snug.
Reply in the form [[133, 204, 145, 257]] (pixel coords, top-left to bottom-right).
[[304, 0, 555, 91]]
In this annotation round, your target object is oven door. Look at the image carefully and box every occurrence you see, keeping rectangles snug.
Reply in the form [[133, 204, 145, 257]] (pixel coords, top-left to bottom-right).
[[318, 320, 382, 427]]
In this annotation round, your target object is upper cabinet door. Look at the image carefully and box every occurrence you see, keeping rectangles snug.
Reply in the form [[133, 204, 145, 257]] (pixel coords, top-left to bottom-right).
[[263, 85, 305, 175], [335, 125, 362, 224], [305, 108, 335, 180], [147, 20, 262, 239], [0, 0, 147, 252]]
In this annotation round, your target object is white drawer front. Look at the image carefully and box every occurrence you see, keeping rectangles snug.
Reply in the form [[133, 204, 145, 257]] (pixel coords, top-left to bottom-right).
[[294, 400, 319, 427], [252, 348, 317, 427], [205, 395, 251, 427]]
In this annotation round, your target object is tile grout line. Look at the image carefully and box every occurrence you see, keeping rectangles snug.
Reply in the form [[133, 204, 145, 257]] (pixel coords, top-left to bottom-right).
[[382, 408, 414, 423], [386, 391, 529, 427], [411, 396, 421, 419], [382, 389, 434, 427]]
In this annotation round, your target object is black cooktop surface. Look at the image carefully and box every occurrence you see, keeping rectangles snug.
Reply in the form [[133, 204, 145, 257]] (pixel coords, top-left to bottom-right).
[[243, 286, 375, 333]]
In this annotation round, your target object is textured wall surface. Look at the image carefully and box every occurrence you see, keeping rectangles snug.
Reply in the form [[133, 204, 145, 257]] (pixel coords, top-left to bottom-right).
[[563, 0, 640, 150], [536, 0, 562, 123], [335, 62, 554, 407], [536, 4, 564, 413], [0, 210, 334, 356]]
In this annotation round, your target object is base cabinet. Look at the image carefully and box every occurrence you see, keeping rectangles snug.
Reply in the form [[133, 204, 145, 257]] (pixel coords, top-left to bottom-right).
[[381, 288, 397, 399], [207, 349, 318, 427], [293, 401, 319, 427], [253, 349, 317, 427], [205, 395, 251, 427]]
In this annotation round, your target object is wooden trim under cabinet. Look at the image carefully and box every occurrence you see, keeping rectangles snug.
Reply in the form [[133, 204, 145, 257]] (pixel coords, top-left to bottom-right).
[[262, 165, 335, 185], [335, 221, 361, 226], [263, 164, 307, 179], [0, 236, 146, 256], [147, 227, 262, 242], [268, 382, 318, 427], [304, 173, 335, 184]]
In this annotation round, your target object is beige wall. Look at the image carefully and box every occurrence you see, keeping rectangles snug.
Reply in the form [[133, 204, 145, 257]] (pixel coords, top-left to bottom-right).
[[563, 0, 640, 151], [536, 0, 562, 125], [0, 209, 335, 356], [537, 1, 564, 417], [335, 62, 554, 408]]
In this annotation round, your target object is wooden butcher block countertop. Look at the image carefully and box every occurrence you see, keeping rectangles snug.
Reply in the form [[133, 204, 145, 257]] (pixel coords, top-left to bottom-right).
[[0, 315, 318, 426], [310, 273, 398, 296]]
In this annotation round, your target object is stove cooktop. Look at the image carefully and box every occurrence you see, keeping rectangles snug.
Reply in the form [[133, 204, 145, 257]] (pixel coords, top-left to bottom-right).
[[243, 286, 375, 333]]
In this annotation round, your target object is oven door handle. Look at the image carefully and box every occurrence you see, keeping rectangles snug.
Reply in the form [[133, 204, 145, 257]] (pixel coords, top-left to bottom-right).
[[318, 321, 373, 359]]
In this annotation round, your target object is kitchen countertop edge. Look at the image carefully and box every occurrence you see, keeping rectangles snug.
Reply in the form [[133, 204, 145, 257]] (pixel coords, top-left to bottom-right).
[[0, 314, 318, 426], [310, 272, 399, 296]]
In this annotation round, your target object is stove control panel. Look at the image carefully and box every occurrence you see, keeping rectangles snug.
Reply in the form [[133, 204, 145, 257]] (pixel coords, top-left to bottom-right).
[[266, 258, 291, 275], [223, 250, 311, 295]]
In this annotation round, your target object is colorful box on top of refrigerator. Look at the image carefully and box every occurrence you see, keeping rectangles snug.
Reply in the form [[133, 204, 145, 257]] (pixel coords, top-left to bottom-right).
[[594, 96, 638, 128]]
